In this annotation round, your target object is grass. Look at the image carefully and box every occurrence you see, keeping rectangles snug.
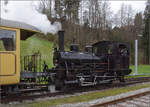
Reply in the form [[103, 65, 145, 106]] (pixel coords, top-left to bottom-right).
[[126, 65, 150, 78], [0, 40, 6, 51], [125, 75, 150, 78], [26, 83, 150, 107], [21, 35, 54, 68], [130, 65, 150, 75]]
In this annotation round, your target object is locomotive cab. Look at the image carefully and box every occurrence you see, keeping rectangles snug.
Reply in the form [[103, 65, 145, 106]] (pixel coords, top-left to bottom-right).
[[92, 41, 115, 56], [92, 41, 132, 77]]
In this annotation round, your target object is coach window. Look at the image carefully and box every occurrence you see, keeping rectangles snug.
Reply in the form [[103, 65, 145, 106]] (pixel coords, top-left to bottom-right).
[[0, 29, 16, 51]]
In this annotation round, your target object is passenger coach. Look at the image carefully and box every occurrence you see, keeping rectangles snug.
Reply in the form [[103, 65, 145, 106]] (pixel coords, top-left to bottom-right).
[[0, 19, 39, 89]]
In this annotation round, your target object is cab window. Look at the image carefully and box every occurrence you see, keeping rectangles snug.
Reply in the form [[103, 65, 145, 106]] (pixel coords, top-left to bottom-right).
[[119, 44, 128, 56], [94, 44, 113, 56], [0, 29, 16, 51]]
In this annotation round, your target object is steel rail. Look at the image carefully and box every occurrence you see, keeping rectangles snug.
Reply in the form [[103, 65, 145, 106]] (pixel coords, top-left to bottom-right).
[[91, 90, 150, 107], [0, 76, 150, 104]]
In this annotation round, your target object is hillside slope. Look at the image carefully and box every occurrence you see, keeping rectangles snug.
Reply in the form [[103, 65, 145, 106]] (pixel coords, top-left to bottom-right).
[[21, 36, 54, 68]]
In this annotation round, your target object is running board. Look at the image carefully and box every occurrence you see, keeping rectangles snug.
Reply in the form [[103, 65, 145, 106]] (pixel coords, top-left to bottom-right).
[[80, 82, 96, 86], [80, 79, 114, 86]]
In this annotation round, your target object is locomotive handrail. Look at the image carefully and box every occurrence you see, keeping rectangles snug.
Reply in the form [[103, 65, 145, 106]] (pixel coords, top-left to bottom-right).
[[65, 61, 69, 76]]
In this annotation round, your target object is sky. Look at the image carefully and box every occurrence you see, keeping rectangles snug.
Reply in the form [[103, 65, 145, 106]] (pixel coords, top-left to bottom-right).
[[0, 0, 147, 34], [0, 0, 62, 34], [110, 1, 146, 13]]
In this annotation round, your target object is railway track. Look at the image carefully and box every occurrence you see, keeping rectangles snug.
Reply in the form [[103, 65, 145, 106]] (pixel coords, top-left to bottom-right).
[[0, 76, 150, 104], [91, 88, 150, 107]]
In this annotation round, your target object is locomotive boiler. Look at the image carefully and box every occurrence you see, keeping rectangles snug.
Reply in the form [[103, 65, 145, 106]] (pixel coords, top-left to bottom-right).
[[52, 31, 132, 90]]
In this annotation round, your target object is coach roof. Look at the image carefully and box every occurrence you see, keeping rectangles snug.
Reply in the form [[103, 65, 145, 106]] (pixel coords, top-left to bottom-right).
[[0, 18, 40, 40]]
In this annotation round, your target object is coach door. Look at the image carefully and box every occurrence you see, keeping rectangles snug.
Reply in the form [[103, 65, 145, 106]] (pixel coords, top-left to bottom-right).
[[0, 28, 16, 76]]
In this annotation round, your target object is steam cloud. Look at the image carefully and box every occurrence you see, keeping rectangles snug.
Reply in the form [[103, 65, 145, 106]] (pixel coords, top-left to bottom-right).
[[1, 1, 61, 34]]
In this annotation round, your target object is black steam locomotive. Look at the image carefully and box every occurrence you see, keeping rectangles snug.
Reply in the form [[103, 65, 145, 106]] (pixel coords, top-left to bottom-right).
[[51, 31, 132, 90]]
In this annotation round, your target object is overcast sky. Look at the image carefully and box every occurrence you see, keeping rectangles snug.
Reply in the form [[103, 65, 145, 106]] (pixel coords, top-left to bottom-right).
[[0, 0, 147, 34], [110, 1, 146, 13]]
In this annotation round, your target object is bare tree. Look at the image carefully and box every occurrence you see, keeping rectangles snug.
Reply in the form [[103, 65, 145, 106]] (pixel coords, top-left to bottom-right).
[[126, 5, 134, 26], [116, 3, 134, 27], [134, 12, 143, 35]]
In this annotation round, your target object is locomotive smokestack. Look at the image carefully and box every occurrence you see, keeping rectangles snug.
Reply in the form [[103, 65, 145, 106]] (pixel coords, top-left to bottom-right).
[[58, 30, 64, 51]]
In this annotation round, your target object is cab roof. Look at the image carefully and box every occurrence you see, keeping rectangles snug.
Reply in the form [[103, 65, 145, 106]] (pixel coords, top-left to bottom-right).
[[92, 41, 128, 47], [0, 18, 40, 40]]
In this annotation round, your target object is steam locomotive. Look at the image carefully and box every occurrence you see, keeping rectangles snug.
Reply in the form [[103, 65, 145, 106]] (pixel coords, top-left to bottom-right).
[[51, 31, 132, 90], [0, 19, 132, 95]]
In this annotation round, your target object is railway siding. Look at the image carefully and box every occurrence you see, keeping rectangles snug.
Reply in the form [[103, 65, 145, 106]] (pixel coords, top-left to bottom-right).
[[58, 84, 150, 107], [106, 94, 150, 107], [92, 87, 150, 107]]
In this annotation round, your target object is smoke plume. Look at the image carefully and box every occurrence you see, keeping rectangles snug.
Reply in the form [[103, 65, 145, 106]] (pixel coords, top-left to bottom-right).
[[1, 1, 61, 34]]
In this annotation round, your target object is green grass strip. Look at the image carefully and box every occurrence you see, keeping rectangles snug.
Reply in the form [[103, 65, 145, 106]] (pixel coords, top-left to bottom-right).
[[21, 36, 54, 68], [27, 83, 150, 107], [125, 75, 150, 78], [130, 65, 150, 75]]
